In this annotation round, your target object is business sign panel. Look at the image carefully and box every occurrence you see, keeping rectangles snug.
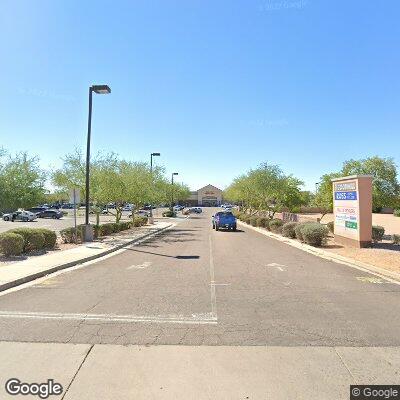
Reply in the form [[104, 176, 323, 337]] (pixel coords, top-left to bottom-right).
[[333, 180, 359, 240], [332, 176, 372, 248]]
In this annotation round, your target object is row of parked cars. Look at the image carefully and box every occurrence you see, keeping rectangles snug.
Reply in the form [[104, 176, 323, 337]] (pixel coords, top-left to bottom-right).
[[2, 206, 63, 222]]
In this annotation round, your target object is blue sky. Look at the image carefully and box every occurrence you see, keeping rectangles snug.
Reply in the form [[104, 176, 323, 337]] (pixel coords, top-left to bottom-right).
[[1, 0, 399, 191]]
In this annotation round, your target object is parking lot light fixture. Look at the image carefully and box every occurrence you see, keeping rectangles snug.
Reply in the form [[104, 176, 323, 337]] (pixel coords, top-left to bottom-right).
[[84, 84, 111, 241], [149, 152, 161, 223], [171, 172, 179, 210]]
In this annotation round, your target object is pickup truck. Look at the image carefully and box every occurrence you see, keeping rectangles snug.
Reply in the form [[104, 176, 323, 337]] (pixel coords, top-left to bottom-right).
[[212, 211, 237, 231]]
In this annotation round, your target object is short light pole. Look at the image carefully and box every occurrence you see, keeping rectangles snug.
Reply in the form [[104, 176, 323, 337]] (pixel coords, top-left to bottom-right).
[[84, 84, 111, 241], [149, 152, 161, 224], [171, 172, 178, 211]]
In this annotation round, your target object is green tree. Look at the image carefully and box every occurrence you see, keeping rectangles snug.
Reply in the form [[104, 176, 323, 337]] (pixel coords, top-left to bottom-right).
[[0, 151, 46, 211], [314, 156, 400, 216], [341, 156, 400, 211], [313, 172, 341, 220], [224, 163, 304, 217]]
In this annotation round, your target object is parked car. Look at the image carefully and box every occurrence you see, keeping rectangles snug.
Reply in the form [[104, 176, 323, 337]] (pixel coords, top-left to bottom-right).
[[129, 210, 151, 218], [173, 205, 185, 211], [122, 205, 133, 212], [27, 207, 48, 217], [193, 207, 202, 213], [40, 209, 63, 219], [212, 211, 237, 231], [3, 210, 37, 222]]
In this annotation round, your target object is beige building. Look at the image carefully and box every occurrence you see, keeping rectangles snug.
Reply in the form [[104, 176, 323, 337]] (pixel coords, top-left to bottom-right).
[[187, 184, 223, 206]]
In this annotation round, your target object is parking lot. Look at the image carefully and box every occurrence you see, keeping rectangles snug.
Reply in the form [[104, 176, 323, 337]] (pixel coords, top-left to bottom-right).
[[0, 208, 166, 235]]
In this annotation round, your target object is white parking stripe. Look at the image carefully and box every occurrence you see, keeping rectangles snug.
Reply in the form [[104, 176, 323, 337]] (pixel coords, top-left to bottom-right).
[[0, 311, 217, 325], [209, 235, 218, 319]]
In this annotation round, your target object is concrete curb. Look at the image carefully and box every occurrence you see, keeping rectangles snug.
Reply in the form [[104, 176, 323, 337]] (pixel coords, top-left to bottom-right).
[[0, 223, 173, 293], [237, 220, 400, 284]]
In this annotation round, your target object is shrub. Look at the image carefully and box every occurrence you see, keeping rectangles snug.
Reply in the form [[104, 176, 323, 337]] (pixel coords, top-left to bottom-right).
[[256, 217, 268, 228], [133, 216, 148, 227], [301, 222, 329, 246], [392, 234, 400, 245], [99, 223, 114, 236], [294, 221, 314, 242], [119, 221, 132, 231], [249, 216, 258, 227], [60, 225, 85, 243], [372, 226, 385, 243], [394, 209, 400, 217], [282, 222, 298, 238], [327, 221, 334, 233], [35, 228, 57, 249], [162, 210, 176, 217], [0, 232, 24, 256], [243, 214, 251, 224], [269, 219, 283, 233], [8, 228, 45, 252]]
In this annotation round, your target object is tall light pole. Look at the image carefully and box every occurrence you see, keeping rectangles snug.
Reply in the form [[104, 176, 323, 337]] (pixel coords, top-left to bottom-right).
[[149, 152, 161, 224], [84, 84, 111, 241], [171, 172, 178, 211]]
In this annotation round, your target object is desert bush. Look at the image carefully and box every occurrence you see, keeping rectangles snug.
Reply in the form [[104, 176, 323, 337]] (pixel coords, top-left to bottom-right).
[[301, 223, 329, 246], [282, 222, 298, 238], [249, 216, 258, 227], [35, 228, 57, 249], [327, 221, 334, 233], [392, 234, 400, 245], [294, 221, 314, 242], [133, 216, 148, 227], [269, 219, 283, 233], [60, 225, 85, 243], [394, 209, 400, 217], [119, 221, 132, 230], [8, 228, 45, 252], [162, 210, 176, 217], [99, 223, 114, 236], [256, 217, 269, 228], [372, 226, 385, 243], [0, 232, 24, 256]]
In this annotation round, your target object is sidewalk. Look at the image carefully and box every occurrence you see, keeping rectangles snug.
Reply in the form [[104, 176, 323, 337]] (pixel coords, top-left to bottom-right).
[[0, 221, 172, 292], [0, 342, 399, 399]]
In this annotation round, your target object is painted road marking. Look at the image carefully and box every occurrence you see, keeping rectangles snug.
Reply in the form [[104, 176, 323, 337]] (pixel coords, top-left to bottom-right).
[[127, 261, 152, 270], [0, 311, 218, 325], [210, 282, 231, 286], [209, 235, 218, 319], [356, 276, 385, 284], [267, 263, 286, 271]]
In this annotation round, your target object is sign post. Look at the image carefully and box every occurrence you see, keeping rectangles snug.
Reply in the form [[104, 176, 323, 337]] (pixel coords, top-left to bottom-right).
[[331, 175, 373, 248], [69, 188, 80, 244]]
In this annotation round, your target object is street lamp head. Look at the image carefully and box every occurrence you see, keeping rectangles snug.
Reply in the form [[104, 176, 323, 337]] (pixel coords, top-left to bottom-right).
[[91, 85, 111, 94], [152, 152, 161, 157], [172, 172, 178, 176]]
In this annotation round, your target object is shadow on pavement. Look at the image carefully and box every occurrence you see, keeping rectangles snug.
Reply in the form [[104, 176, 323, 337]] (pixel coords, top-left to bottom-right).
[[123, 247, 200, 260]]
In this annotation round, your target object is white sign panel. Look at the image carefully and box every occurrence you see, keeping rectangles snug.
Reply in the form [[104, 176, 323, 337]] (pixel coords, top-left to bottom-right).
[[333, 180, 359, 240], [69, 188, 80, 205]]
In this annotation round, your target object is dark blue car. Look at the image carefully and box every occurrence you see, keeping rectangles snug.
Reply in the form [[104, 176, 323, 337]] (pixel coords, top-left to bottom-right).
[[212, 211, 237, 231]]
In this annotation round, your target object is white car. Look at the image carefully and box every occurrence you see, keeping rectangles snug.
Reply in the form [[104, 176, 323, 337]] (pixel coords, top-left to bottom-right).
[[129, 210, 151, 218], [3, 210, 37, 222], [122, 205, 133, 212]]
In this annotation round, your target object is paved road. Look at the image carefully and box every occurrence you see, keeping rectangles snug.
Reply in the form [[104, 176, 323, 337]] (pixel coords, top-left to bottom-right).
[[0, 208, 399, 346]]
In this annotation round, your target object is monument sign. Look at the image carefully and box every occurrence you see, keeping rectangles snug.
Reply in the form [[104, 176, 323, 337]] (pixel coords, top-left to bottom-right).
[[331, 175, 373, 248]]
